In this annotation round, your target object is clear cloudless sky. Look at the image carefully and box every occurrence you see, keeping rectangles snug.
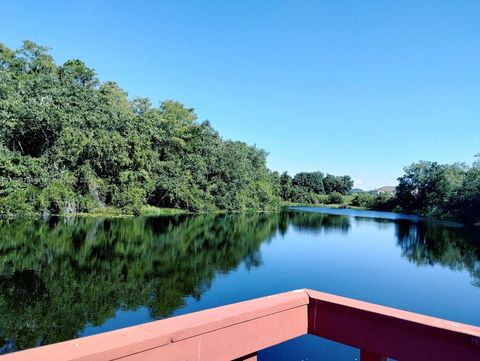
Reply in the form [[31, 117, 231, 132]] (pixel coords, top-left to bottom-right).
[[1, 0, 479, 189]]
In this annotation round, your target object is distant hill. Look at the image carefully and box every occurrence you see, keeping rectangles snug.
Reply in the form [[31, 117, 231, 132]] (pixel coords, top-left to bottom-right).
[[366, 186, 396, 195], [376, 186, 396, 193], [350, 188, 365, 193]]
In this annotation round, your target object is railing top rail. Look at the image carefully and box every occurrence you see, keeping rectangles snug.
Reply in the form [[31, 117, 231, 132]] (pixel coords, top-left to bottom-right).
[[1, 290, 308, 361], [2, 289, 480, 361]]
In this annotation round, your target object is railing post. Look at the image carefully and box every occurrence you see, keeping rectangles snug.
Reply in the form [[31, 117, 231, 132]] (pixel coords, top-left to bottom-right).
[[233, 352, 257, 360], [360, 350, 387, 361]]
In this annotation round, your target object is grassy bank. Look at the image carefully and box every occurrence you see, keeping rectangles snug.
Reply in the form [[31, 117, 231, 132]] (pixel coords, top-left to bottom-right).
[[282, 195, 366, 210], [285, 203, 365, 210], [58, 205, 281, 218], [59, 206, 190, 218]]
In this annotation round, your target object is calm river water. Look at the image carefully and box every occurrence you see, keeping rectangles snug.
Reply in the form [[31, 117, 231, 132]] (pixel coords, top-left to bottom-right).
[[1, 207, 479, 359]]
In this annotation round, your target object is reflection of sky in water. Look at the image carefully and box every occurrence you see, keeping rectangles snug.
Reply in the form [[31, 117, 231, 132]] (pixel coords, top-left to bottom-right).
[[79, 208, 480, 360], [2, 208, 480, 360]]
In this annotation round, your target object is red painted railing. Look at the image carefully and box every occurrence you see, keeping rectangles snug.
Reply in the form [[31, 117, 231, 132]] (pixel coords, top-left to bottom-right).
[[2, 289, 480, 360]]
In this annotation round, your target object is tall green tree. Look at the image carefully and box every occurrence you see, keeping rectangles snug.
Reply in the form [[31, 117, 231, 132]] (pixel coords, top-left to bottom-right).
[[292, 171, 325, 194], [322, 174, 353, 195], [0, 41, 280, 217]]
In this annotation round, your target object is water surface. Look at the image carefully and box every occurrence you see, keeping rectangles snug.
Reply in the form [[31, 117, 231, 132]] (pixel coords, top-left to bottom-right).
[[1, 207, 479, 359]]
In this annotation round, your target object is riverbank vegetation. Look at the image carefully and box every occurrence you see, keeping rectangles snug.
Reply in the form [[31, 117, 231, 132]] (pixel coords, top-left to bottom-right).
[[394, 160, 480, 224], [1, 42, 479, 224], [278, 171, 353, 204], [0, 42, 283, 216], [350, 159, 480, 224], [0, 41, 356, 218]]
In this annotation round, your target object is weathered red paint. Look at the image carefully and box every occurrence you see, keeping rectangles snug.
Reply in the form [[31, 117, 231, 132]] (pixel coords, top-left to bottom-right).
[[2, 289, 480, 361]]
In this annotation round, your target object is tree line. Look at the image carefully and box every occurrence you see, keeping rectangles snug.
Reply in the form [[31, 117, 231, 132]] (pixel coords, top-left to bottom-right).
[[279, 171, 353, 204], [1, 41, 478, 224], [0, 41, 354, 217], [352, 158, 480, 224]]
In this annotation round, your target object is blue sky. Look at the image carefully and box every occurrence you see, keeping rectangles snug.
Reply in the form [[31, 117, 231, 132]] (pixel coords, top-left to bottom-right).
[[1, 1, 479, 189]]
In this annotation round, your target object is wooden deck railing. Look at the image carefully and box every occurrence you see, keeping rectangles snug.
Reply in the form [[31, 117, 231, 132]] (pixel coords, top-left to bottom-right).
[[2, 289, 480, 360]]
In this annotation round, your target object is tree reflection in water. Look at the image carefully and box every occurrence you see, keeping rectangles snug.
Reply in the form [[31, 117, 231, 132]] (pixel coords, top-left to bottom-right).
[[394, 219, 480, 285], [0, 210, 479, 353]]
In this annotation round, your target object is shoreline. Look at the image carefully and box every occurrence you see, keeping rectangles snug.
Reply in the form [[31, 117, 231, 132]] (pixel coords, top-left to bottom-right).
[[284, 202, 479, 227], [1, 203, 477, 227]]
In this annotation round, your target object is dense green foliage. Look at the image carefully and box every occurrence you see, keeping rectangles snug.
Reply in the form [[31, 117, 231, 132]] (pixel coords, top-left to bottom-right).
[[325, 192, 344, 205], [353, 158, 480, 224], [351, 192, 396, 211], [0, 41, 280, 216], [1, 42, 477, 224], [279, 171, 353, 204], [351, 193, 375, 208], [394, 160, 480, 223]]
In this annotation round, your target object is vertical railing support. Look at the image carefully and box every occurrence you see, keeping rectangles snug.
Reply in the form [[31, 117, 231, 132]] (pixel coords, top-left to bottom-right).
[[360, 350, 387, 361]]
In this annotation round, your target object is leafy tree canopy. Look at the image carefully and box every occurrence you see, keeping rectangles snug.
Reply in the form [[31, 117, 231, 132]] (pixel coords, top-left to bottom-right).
[[0, 41, 281, 216]]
